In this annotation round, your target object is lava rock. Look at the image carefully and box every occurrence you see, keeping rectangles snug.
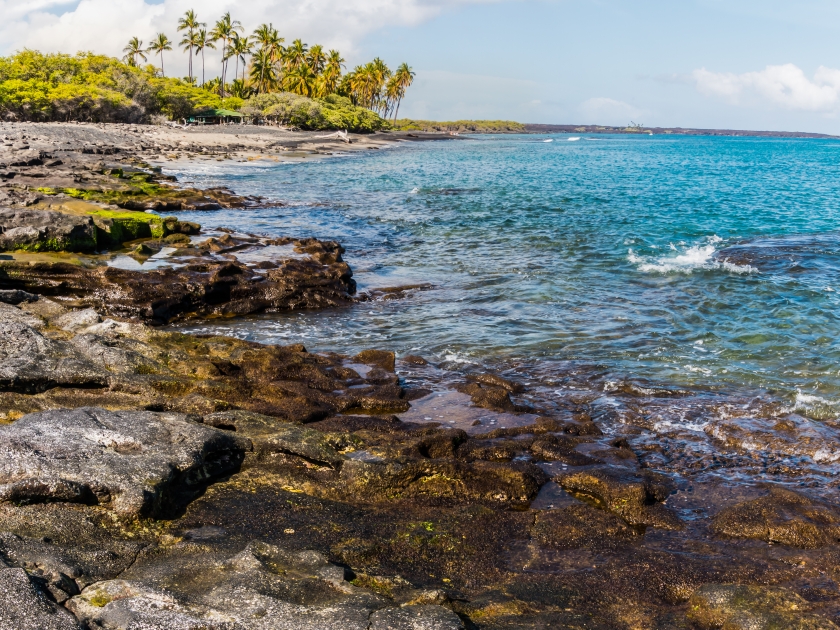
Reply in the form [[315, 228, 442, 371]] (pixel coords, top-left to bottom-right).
[[711, 488, 840, 548], [0, 209, 96, 252], [687, 583, 836, 629], [0, 407, 250, 517], [0, 567, 82, 630], [0, 321, 110, 393]]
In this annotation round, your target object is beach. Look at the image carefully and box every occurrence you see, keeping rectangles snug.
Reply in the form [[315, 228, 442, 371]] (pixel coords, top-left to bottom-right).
[[2, 124, 840, 629]]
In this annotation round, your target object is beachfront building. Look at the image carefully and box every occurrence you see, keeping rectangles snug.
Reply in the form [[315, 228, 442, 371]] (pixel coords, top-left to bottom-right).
[[188, 109, 244, 125]]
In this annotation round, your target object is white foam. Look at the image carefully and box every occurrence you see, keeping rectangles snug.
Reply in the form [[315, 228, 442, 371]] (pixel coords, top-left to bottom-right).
[[628, 236, 757, 275], [567, 137, 581, 142], [543, 139, 554, 143]]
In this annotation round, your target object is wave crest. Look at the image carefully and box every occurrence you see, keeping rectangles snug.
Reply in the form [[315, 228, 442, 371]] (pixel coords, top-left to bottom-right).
[[628, 237, 757, 274]]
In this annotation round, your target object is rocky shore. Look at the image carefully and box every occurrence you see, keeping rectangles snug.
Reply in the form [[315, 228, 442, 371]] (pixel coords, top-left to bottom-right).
[[1, 123, 840, 629]]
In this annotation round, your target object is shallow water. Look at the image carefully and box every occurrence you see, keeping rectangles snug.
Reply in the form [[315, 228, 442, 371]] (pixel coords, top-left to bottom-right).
[[166, 134, 840, 419]]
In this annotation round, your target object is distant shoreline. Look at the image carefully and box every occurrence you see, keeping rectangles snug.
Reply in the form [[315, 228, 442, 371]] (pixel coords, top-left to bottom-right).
[[523, 123, 839, 139]]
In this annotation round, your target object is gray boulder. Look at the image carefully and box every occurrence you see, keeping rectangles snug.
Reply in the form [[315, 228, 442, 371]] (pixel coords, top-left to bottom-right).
[[0, 321, 110, 393], [0, 407, 250, 516], [0, 567, 82, 630], [0, 209, 97, 252]]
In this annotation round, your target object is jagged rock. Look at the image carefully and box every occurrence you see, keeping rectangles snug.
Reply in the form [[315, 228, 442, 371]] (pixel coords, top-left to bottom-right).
[[711, 488, 840, 548], [687, 584, 836, 629], [0, 567, 82, 630], [0, 407, 249, 516], [0, 209, 96, 252], [0, 321, 109, 393], [0, 243, 356, 324]]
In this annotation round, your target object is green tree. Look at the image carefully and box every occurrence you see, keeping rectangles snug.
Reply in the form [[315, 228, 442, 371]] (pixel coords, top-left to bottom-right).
[[210, 12, 243, 96], [122, 37, 147, 67], [147, 33, 172, 77], [177, 9, 203, 83], [307, 45, 326, 74], [249, 46, 278, 94], [284, 39, 308, 72], [283, 64, 316, 97]]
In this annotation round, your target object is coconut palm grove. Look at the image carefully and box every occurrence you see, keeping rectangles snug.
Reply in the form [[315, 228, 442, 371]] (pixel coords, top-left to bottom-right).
[[0, 10, 415, 131]]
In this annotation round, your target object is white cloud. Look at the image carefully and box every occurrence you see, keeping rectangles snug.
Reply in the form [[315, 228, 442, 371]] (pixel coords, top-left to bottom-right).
[[693, 64, 840, 111], [0, 0, 501, 77], [579, 97, 643, 125]]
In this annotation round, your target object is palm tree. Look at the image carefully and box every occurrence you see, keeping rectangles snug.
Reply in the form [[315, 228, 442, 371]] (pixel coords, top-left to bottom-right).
[[210, 12, 243, 96], [320, 50, 345, 96], [284, 39, 308, 71], [180, 29, 202, 83], [177, 9, 203, 83], [384, 75, 401, 120], [147, 33, 172, 76], [392, 62, 415, 120], [230, 34, 252, 82], [122, 37, 147, 67], [229, 78, 252, 98], [283, 64, 316, 97], [307, 45, 326, 74], [195, 29, 215, 86], [253, 23, 284, 62], [249, 47, 278, 94]]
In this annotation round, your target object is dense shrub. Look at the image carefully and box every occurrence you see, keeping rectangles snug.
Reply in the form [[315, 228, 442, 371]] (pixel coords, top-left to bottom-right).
[[241, 92, 386, 132], [0, 50, 230, 123]]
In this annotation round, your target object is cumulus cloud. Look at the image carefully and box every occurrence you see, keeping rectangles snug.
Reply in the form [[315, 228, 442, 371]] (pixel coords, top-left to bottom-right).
[[0, 0, 500, 75], [693, 64, 840, 111], [579, 97, 643, 125]]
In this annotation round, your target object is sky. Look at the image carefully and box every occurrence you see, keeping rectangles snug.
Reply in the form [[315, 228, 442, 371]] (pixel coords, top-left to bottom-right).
[[3, 0, 840, 133]]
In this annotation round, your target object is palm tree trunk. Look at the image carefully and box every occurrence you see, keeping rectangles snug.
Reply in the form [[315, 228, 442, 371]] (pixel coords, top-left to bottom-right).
[[202, 49, 205, 86], [220, 43, 226, 97], [161, 53, 165, 77], [394, 98, 401, 121]]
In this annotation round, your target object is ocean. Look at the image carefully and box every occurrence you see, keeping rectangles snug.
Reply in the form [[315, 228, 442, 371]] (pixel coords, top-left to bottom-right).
[[167, 133, 840, 424]]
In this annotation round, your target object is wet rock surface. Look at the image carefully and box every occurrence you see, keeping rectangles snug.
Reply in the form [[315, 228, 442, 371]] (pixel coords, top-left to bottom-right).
[[2, 124, 840, 626]]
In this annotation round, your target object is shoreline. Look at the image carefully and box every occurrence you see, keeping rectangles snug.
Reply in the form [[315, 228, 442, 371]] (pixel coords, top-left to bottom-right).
[[1, 122, 840, 628]]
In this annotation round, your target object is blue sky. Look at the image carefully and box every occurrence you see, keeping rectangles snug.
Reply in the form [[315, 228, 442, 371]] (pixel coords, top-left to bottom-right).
[[4, 0, 840, 133]]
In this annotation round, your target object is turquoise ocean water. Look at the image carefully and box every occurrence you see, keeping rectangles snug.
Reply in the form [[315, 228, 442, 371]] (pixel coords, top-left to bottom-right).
[[169, 134, 840, 417]]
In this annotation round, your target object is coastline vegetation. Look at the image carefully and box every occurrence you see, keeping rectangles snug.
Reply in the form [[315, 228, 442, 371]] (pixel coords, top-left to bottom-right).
[[392, 119, 526, 133], [0, 9, 415, 131]]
